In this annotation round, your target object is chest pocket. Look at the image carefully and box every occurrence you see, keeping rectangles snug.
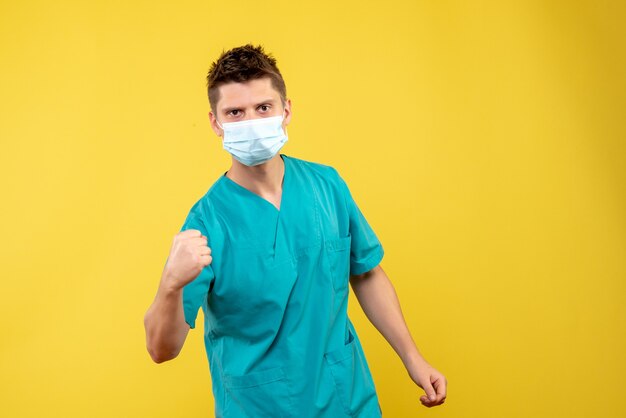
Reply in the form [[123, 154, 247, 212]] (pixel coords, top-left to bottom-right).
[[325, 234, 352, 292]]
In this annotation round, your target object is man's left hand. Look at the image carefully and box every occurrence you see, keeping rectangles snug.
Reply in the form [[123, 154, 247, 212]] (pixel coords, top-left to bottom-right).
[[407, 360, 447, 408]]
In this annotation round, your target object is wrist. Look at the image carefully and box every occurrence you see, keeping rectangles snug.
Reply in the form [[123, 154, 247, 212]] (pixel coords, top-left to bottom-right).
[[403, 349, 430, 371], [160, 268, 183, 295]]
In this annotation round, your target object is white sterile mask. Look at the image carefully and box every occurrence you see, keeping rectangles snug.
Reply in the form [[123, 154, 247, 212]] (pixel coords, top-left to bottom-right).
[[217, 111, 288, 167]]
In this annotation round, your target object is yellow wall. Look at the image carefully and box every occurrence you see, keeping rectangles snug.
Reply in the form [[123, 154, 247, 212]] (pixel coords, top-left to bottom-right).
[[1, 1, 625, 416]]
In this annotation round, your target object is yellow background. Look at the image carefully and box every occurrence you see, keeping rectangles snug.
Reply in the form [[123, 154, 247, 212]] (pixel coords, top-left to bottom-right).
[[1, 1, 625, 417]]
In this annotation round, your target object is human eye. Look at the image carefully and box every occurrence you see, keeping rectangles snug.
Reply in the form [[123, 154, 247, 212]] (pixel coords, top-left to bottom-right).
[[227, 109, 241, 117], [258, 104, 271, 113]]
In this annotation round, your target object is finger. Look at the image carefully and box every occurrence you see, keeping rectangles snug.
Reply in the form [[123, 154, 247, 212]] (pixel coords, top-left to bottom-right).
[[198, 246, 212, 255], [422, 395, 445, 407], [420, 394, 435, 405], [180, 229, 202, 237], [422, 380, 437, 403], [189, 237, 208, 246], [199, 254, 212, 266], [419, 396, 435, 408], [420, 398, 442, 408], [433, 377, 447, 403], [433, 376, 448, 402]]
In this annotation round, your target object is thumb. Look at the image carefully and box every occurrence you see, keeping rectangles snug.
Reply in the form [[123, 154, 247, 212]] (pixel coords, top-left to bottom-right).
[[423, 379, 437, 402]]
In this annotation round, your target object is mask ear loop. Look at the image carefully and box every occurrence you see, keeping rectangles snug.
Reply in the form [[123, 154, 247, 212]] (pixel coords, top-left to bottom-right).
[[281, 108, 289, 141], [216, 118, 224, 133]]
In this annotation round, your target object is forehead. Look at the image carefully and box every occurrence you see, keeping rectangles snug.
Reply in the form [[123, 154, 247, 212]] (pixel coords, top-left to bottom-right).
[[216, 77, 281, 111]]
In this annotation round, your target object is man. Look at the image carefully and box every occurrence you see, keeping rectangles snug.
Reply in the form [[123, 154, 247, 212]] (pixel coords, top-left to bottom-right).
[[144, 44, 447, 417]]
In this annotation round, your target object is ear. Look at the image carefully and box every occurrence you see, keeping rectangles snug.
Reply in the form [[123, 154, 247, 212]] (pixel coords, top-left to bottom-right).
[[208, 111, 224, 138], [283, 99, 292, 128]]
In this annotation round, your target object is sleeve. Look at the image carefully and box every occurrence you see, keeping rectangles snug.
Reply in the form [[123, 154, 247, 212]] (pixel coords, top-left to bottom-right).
[[335, 169, 385, 275], [178, 210, 215, 329]]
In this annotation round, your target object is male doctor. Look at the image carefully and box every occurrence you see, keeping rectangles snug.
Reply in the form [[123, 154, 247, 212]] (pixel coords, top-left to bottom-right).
[[144, 44, 447, 417]]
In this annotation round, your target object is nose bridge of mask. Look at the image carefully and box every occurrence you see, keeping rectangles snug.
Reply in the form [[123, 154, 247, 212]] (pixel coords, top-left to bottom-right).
[[220, 114, 285, 143]]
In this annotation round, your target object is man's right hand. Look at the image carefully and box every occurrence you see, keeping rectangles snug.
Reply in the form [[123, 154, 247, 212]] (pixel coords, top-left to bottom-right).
[[162, 229, 212, 290]]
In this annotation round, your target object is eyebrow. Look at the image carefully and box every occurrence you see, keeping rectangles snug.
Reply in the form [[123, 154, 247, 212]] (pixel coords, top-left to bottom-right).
[[222, 99, 277, 113]]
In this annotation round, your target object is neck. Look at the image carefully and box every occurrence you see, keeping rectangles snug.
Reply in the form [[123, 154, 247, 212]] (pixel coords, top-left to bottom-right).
[[226, 154, 285, 194]]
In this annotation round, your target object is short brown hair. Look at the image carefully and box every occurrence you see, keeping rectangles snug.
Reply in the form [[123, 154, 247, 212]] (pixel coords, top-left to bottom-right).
[[206, 44, 287, 112]]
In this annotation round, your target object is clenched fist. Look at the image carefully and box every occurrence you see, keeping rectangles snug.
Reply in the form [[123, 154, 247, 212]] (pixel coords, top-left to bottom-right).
[[163, 229, 212, 290]]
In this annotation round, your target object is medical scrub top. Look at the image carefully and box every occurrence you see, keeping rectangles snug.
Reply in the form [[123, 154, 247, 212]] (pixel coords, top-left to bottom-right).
[[179, 153, 385, 418]]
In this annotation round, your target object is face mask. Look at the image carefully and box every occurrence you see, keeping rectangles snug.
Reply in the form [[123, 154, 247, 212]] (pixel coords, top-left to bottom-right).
[[216, 111, 288, 166]]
